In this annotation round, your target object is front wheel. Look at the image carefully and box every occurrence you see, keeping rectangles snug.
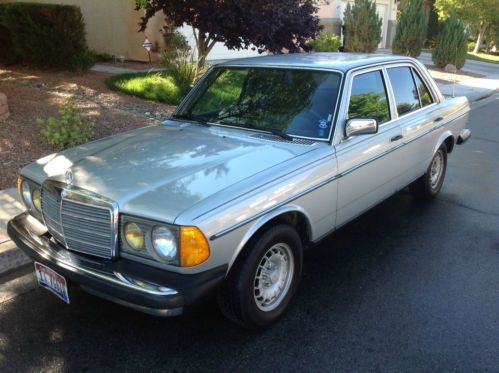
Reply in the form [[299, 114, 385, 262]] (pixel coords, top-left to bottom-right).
[[217, 224, 303, 328], [410, 144, 447, 199]]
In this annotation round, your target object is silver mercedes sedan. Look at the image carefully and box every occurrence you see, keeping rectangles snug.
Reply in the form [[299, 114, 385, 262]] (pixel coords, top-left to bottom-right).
[[9, 53, 471, 328]]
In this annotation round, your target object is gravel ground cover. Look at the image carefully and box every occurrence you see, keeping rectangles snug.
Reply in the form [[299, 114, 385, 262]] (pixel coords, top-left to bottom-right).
[[0, 66, 176, 189]]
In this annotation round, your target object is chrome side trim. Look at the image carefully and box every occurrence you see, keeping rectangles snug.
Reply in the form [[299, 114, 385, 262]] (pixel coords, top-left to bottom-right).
[[209, 173, 341, 240], [210, 111, 468, 240], [193, 151, 334, 221], [457, 129, 471, 144]]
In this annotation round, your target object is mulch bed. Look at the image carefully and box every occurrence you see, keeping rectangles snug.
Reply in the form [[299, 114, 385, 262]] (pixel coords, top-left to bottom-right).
[[0, 65, 176, 190]]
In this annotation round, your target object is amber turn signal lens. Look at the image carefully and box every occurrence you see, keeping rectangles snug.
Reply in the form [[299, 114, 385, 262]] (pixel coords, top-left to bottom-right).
[[179, 226, 210, 267], [17, 176, 22, 197]]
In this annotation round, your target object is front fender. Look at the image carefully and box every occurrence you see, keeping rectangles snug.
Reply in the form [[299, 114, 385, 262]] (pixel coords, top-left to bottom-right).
[[227, 204, 313, 270]]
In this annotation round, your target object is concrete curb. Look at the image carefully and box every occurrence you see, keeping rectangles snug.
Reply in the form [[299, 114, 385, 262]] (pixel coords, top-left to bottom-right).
[[0, 188, 30, 277], [0, 241, 31, 277]]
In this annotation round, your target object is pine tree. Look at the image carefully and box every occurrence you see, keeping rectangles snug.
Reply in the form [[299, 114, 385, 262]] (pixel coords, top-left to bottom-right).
[[343, 0, 382, 53], [392, 0, 428, 57], [432, 14, 468, 69]]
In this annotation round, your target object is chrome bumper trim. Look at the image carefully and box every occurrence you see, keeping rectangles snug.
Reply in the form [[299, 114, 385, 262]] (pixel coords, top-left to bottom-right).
[[81, 286, 183, 317], [457, 128, 471, 144]]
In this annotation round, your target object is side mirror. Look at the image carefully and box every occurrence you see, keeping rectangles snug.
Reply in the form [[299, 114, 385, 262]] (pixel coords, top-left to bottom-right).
[[345, 118, 378, 137]]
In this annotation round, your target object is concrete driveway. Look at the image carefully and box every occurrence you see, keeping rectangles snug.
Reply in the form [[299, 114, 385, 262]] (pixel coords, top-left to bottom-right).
[[0, 94, 497, 372]]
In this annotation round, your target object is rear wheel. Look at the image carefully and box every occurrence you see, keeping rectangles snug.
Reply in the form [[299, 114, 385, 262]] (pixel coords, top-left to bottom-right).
[[218, 224, 303, 328], [410, 144, 447, 199]]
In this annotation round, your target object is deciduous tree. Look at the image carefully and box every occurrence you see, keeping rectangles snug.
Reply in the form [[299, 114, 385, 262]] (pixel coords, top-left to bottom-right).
[[136, 0, 323, 73], [435, 0, 499, 53]]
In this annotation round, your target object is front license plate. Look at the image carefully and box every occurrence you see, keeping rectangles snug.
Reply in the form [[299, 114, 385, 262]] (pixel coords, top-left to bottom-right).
[[34, 262, 70, 304]]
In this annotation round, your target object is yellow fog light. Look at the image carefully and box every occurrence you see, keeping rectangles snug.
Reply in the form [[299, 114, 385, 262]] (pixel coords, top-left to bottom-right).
[[179, 226, 210, 267], [124, 223, 144, 251], [32, 189, 42, 212]]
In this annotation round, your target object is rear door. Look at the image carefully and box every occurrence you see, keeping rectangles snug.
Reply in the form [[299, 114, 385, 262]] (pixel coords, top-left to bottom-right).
[[384, 64, 441, 188]]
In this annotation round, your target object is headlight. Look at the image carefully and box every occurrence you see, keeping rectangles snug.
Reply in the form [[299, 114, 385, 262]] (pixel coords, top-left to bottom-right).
[[21, 180, 33, 208], [120, 216, 210, 267], [124, 223, 144, 251], [152, 226, 177, 261], [18, 177, 43, 222], [32, 189, 42, 212]]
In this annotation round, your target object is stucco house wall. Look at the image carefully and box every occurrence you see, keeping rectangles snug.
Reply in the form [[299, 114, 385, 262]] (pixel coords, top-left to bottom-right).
[[0, 0, 161, 61]]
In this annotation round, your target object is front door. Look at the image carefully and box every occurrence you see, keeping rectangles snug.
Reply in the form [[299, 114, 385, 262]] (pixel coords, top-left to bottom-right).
[[334, 67, 403, 227]]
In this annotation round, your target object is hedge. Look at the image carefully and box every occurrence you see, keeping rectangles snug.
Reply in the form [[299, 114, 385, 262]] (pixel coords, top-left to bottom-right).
[[0, 3, 94, 70]]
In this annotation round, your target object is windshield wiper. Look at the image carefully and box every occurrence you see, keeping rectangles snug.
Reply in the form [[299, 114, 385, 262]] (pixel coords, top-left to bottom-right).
[[171, 113, 211, 127], [219, 121, 294, 141], [268, 129, 294, 141]]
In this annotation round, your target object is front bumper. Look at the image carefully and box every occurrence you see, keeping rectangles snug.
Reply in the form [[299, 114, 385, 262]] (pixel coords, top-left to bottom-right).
[[7, 212, 227, 316]]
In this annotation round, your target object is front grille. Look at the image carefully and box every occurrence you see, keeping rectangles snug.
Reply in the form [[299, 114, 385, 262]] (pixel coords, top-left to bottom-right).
[[41, 188, 65, 245], [41, 184, 115, 259]]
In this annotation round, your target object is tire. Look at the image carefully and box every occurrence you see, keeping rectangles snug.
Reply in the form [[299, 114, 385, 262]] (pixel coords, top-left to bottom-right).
[[410, 144, 447, 199], [217, 224, 303, 328]]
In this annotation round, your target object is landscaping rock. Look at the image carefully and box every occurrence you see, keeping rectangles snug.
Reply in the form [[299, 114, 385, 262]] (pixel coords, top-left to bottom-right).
[[444, 63, 457, 73], [0, 92, 9, 121]]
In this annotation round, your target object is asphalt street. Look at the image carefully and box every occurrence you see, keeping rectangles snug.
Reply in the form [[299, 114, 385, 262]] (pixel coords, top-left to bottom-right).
[[0, 95, 498, 372]]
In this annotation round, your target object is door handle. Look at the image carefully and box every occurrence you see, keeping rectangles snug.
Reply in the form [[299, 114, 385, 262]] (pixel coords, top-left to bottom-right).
[[390, 134, 403, 142], [434, 116, 444, 122]]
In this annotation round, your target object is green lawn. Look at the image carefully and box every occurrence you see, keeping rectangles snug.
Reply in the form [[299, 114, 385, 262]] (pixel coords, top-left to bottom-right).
[[105, 71, 185, 105], [466, 52, 499, 64]]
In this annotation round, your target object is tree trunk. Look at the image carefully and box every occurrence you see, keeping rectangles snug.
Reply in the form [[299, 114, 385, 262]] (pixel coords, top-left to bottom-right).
[[473, 22, 488, 54], [193, 27, 216, 78]]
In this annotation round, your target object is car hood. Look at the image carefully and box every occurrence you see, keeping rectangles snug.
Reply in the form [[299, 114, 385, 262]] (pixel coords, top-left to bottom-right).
[[24, 122, 319, 223]]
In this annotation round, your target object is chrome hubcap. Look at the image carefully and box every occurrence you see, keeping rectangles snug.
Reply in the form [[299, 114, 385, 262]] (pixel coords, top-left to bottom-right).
[[430, 151, 444, 189], [253, 243, 294, 312]]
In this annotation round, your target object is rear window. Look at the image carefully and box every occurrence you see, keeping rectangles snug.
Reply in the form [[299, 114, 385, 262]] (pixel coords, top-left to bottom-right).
[[387, 67, 421, 116], [412, 69, 434, 107]]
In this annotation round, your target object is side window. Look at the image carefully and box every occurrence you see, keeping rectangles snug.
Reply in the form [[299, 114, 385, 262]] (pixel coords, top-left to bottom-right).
[[412, 68, 434, 107], [387, 67, 421, 116], [348, 70, 390, 125]]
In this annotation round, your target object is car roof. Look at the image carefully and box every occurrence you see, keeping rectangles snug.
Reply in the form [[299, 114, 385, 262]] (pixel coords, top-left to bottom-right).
[[217, 52, 416, 73]]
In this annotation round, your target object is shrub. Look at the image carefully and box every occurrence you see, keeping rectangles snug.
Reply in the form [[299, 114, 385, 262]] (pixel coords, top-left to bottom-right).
[[307, 32, 341, 52], [343, 0, 382, 52], [159, 21, 191, 69], [38, 101, 94, 149], [0, 3, 94, 70], [432, 14, 468, 69], [425, 1, 439, 48], [167, 52, 201, 94], [0, 6, 18, 65], [392, 0, 428, 57], [92, 51, 114, 62]]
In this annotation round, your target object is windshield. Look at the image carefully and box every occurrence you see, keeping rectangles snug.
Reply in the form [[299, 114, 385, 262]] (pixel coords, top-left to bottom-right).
[[177, 66, 342, 140]]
